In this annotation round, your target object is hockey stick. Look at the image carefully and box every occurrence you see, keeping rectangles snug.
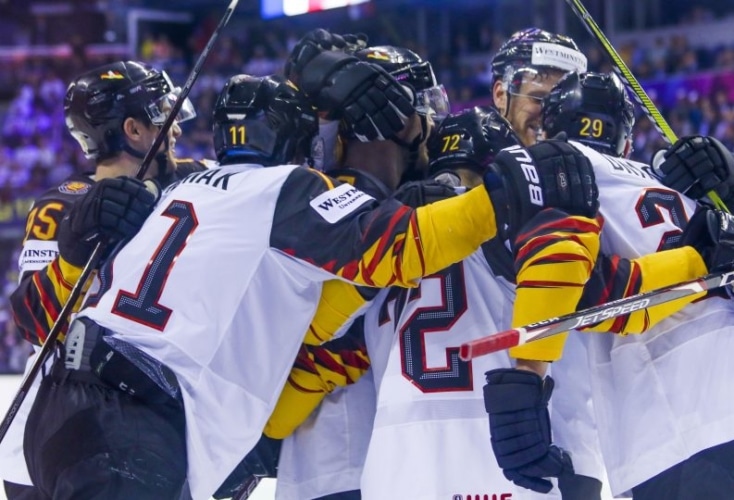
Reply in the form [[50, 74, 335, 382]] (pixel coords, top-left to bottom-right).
[[232, 476, 262, 500], [564, 0, 728, 212], [459, 264, 734, 361], [0, 0, 240, 445]]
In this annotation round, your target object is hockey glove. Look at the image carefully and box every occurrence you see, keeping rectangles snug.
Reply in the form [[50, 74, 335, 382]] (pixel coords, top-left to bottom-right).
[[392, 173, 462, 208], [654, 135, 734, 204], [285, 28, 368, 81], [294, 48, 415, 142], [484, 368, 574, 493], [485, 139, 599, 241], [681, 208, 734, 276], [57, 177, 160, 267], [213, 434, 282, 499]]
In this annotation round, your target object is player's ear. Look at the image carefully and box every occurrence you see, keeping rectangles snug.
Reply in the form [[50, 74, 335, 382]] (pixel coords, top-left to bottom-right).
[[122, 117, 143, 141], [493, 81, 507, 116]]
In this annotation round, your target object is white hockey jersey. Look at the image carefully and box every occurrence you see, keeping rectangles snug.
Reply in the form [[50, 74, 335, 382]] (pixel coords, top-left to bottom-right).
[[361, 251, 563, 500], [574, 141, 734, 495], [75, 162, 499, 500]]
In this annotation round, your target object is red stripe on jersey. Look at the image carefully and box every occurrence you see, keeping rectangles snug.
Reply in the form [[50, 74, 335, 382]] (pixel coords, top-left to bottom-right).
[[361, 205, 412, 286], [32, 273, 60, 322], [287, 377, 324, 394], [312, 349, 349, 379], [517, 280, 586, 289]]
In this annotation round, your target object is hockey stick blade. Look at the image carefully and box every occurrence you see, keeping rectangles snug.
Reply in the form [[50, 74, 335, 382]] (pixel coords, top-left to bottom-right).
[[564, 0, 728, 212], [459, 264, 734, 361], [0, 0, 240, 446]]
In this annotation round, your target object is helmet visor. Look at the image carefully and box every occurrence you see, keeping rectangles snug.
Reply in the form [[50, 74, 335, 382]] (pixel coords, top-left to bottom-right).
[[147, 87, 197, 126], [219, 118, 278, 159], [415, 84, 450, 121]]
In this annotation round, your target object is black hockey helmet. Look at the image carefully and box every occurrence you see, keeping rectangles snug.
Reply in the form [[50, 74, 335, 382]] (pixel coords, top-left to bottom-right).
[[212, 74, 319, 166], [355, 45, 449, 120], [542, 71, 635, 157], [64, 60, 196, 161], [427, 106, 521, 176], [491, 28, 587, 93]]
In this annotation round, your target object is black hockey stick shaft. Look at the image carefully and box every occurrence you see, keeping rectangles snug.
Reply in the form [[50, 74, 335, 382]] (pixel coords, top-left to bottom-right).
[[136, 0, 239, 179], [564, 0, 728, 211], [0, 0, 240, 445], [232, 476, 262, 500], [459, 264, 734, 361]]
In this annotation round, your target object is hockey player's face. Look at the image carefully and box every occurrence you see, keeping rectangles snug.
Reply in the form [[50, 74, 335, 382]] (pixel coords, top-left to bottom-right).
[[505, 70, 566, 147], [128, 118, 182, 178]]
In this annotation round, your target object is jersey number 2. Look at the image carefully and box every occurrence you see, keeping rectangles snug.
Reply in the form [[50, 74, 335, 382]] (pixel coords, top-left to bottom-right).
[[399, 262, 472, 392], [635, 188, 688, 250]]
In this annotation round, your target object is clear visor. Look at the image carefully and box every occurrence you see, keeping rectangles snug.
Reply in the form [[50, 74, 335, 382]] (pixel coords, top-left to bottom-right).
[[147, 87, 197, 126], [504, 66, 566, 98], [414, 84, 450, 121]]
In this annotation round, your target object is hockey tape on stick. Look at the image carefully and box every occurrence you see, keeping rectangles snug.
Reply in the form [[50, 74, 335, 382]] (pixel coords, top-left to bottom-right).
[[564, 0, 728, 212], [459, 264, 734, 361], [0, 0, 240, 446]]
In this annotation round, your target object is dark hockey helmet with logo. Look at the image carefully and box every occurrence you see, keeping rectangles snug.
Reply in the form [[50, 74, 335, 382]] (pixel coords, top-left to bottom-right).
[[354, 45, 449, 121], [64, 60, 195, 161], [428, 106, 521, 176], [491, 28, 587, 93], [212, 74, 319, 166], [542, 71, 635, 157]]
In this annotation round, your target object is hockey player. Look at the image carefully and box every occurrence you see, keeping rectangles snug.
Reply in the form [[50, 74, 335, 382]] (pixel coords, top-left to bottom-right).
[[491, 28, 588, 147], [215, 42, 448, 499], [22, 70, 598, 500], [1, 60, 202, 500], [485, 69, 734, 500], [265, 29, 600, 500], [271, 43, 452, 500]]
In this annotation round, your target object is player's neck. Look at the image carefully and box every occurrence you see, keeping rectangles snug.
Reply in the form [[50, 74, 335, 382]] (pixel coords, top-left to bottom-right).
[[343, 142, 405, 191], [95, 154, 147, 180]]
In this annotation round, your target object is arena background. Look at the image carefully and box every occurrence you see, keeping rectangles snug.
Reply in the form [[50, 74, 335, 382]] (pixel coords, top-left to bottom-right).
[[0, 0, 731, 497]]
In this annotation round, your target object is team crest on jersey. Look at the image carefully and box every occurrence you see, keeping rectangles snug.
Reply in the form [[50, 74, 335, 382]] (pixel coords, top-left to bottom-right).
[[100, 70, 125, 80], [58, 181, 91, 195]]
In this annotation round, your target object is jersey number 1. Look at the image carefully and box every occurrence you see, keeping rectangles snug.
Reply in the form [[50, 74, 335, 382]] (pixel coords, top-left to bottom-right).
[[91, 200, 198, 330]]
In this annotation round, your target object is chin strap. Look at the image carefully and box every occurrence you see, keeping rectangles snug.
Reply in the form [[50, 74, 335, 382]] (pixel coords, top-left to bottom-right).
[[122, 136, 171, 184]]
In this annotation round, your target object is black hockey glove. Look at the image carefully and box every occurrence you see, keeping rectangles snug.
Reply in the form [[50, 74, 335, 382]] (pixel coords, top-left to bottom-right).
[[392, 172, 462, 208], [654, 135, 734, 204], [485, 139, 599, 241], [285, 28, 368, 81], [484, 368, 574, 493], [294, 49, 415, 142], [213, 434, 282, 499], [57, 177, 159, 266], [681, 208, 734, 276]]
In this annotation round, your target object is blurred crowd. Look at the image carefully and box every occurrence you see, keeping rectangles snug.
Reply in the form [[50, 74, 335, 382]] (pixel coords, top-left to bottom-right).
[[0, 7, 733, 371]]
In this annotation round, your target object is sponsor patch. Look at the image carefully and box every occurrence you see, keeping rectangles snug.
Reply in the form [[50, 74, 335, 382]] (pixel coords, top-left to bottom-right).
[[19, 240, 59, 273], [58, 181, 91, 195], [310, 183, 375, 224], [531, 42, 588, 73]]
